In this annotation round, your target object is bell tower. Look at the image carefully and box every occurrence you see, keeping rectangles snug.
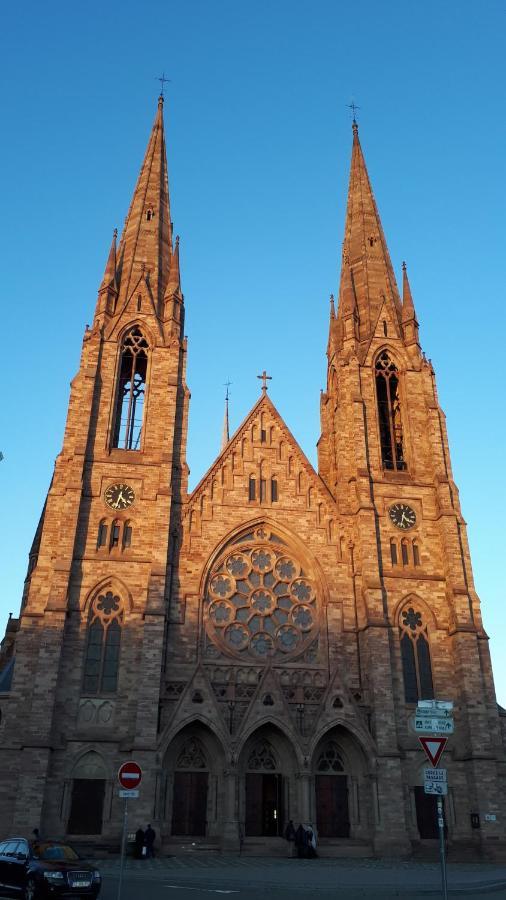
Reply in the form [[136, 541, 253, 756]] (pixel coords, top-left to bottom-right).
[[1, 95, 189, 835], [318, 118, 504, 855]]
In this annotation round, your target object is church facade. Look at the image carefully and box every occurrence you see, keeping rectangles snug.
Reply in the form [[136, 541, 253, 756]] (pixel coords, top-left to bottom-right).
[[0, 97, 504, 858]]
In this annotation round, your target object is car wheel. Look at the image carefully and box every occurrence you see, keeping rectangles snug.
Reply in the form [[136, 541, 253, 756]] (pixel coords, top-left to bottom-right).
[[24, 878, 38, 900]]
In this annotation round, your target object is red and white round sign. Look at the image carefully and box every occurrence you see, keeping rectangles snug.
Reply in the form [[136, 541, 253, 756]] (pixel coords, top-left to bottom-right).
[[118, 761, 142, 790]]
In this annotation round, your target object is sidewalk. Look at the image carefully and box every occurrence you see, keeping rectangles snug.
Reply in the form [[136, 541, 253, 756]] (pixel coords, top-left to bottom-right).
[[96, 854, 506, 895]]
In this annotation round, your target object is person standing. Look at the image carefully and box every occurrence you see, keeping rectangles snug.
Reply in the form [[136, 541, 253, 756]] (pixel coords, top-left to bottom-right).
[[134, 827, 145, 859], [144, 824, 156, 858]]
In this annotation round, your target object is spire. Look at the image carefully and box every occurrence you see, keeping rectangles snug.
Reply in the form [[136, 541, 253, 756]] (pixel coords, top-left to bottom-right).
[[116, 94, 172, 314], [165, 234, 181, 296], [336, 120, 402, 344], [401, 261, 420, 347], [99, 228, 118, 292], [221, 383, 231, 451]]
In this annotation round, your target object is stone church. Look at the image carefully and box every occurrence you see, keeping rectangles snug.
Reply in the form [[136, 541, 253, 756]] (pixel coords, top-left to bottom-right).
[[0, 95, 504, 859]]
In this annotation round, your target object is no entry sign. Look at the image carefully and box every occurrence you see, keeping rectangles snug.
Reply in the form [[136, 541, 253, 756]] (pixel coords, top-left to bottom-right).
[[118, 761, 142, 790]]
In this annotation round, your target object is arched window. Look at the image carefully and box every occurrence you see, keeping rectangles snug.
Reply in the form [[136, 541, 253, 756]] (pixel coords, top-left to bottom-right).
[[122, 522, 132, 549], [375, 351, 406, 471], [112, 327, 149, 450], [97, 520, 108, 548], [247, 740, 277, 771], [316, 741, 344, 772], [110, 520, 120, 549], [399, 606, 434, 703], [83, 590, 123, 694]]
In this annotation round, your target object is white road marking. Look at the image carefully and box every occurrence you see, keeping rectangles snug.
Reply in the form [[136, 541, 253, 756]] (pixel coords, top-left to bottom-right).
[[165, 887, 239, 894]]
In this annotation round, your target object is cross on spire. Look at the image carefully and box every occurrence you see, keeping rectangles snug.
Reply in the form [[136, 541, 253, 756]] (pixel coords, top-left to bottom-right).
[[224, 378, 232, 401], [257, 370, 272, 393], [347, 101, 360, 122], [156, 72, 171, 97]]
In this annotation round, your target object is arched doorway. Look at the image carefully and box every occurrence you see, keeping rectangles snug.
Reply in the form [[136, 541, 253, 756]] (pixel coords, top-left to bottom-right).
[[67, 751, 107, 835], [240, 724, 298, 838], [172, 737, 209, 836], [164, 723, 226, 840], [311, 726, 372, 842], [314, 741, 350, 837]]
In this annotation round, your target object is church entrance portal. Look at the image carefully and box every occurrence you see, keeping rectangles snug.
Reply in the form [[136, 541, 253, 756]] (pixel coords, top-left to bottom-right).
[[314, 740, 351, 838], [245, 773, 283, 836], [172, 772, 208, 836], [67, 752, 107, 835]]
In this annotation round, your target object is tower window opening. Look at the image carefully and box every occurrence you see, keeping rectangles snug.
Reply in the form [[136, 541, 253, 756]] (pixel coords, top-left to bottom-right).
[[271, 478, 278, 502], [375, 351, 406, 471], [413, 542, 420, 566], [146, 209, 154, 221], [261, 429, 267, 443], [110, 522, 120, 549], [383, 320, 388, 336], [399, 606, 434, 703], [112, 327, 149, 451], [248, 477, 256, 501], [401, 540, 409, 566], [390, 539, 398, 566], [123, 524, 132, 549], [97, 520, 108, 549], [137, 295, 142, 311]]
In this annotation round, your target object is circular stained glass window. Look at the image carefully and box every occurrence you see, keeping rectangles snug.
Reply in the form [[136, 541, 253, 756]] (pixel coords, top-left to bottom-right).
[[205, 530, 319, 660]]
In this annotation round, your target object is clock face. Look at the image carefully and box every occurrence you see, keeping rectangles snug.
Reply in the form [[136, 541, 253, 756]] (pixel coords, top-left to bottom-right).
[[389, 503, 416, 530], [104, 483, 135, 510]]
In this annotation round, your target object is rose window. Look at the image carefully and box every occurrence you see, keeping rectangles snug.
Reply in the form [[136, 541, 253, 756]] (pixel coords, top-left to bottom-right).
[[205, 527, 318, 660]]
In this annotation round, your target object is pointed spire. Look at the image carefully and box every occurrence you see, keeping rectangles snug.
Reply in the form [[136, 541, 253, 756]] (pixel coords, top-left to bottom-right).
[[99, 228, 118, 292], [330, 293, 336, 319], [116, 94, 172, 313], [221, 382, 231, 451], [336, 121, 402, 344], [401, 261, 416, 321], [166, 234, 181, 296]]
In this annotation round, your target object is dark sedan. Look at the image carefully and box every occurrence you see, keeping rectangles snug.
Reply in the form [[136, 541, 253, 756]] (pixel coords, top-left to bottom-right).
[[0, 839, 101, 899]]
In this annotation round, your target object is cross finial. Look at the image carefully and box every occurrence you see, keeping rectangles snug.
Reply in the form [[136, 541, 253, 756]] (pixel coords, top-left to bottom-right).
[[257, 370, 272, 393], [347, 101, 360, 136], [156, 72, 171, 98], [224, 378, 232, 402]]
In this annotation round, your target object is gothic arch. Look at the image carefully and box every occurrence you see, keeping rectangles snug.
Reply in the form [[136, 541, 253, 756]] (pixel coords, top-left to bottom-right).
[[158, 712, 228, 762], [309, 721, 375, 773], [81, 576, 133, 616], [371, 344, 405, 372], [64, 746, 109, 780], [235, 715, 303, 767], [392, 593, 438, 630], [116, 318, 155, 349]]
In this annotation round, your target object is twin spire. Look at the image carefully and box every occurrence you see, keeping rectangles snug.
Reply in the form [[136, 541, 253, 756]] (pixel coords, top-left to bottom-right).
[[96, 94, 180, 323], [334, 120, 417, 349]]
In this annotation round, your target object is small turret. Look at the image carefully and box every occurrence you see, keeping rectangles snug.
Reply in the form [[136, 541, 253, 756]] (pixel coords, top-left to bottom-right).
[[401, 261, 420, 347]]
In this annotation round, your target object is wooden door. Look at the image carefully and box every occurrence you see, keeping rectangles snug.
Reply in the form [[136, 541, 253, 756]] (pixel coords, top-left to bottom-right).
[[172, 772, 208, 835], [315, 774, 350, 838], [245, 774, 283, 836], [245, 773, 263, 836], [67, 779, 105, 834]]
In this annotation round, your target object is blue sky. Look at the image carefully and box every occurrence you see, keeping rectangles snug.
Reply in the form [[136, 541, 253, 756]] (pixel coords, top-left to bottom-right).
[[1, 0, 505, 704]]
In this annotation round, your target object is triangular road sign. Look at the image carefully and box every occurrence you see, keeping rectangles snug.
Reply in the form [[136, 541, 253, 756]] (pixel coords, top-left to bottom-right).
[[419, 736, 447, 767]]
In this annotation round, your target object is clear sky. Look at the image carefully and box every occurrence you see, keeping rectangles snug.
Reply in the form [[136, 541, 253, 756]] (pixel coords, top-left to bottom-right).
[[1, 0, 505, 704]]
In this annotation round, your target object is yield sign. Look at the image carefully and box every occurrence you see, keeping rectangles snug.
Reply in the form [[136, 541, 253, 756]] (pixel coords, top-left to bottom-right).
[[118, 761, 142, 790], [419, 736, 447, 767]]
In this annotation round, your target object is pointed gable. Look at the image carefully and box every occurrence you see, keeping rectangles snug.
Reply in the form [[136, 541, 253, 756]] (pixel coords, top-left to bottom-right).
[[186, 393, 338, 541]]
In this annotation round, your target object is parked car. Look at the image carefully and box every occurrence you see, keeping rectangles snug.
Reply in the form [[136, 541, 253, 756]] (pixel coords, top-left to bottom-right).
[[0, 839, 101, 899]]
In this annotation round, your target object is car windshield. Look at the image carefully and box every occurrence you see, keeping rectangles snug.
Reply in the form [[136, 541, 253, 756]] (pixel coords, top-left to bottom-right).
[[32, 843, 80, 861]]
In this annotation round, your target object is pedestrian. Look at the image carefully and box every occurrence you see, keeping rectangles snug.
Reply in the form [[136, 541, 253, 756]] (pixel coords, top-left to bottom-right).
[[294, 823, 306, 859], [144, 823, 156, 858], [134, 827, 145, 859], [284, 819, 296, 857]]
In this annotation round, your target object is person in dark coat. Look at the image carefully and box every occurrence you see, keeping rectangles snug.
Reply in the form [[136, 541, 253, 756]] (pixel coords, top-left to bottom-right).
[[134, 827, 145, 859], [144, 824, 156, 858], [284, 819, 296, 857]]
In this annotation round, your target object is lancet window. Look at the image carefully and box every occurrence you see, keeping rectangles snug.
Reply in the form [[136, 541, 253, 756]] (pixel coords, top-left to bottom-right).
[[375, 352, 406, 471], [316, 741, 345, 772], [247, 741, 277, 771], [83, 590, 123, 694], [112, 327, 149, 450], [399, 606, 434, 704]]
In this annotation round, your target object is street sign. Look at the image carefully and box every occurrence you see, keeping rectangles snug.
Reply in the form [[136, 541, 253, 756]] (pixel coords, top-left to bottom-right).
[[417, 699, 453, 713], [423, 768, 447, 782], [118, 761, 142, 790], [424, 780, 448, 796], [119, 789, 139, 798], [419, 736, 448, 767], [415, 715, 454, 734]]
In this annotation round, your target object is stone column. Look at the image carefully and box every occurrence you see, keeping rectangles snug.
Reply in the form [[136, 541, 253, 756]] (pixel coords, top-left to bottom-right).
[[221, 768, 240, 852]]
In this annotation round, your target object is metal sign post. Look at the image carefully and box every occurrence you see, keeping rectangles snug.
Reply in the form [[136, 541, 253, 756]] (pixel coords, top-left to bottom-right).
[[117, 797, 128, 900], [437, 796, 448, 900], [116, 762, 142, 900]]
